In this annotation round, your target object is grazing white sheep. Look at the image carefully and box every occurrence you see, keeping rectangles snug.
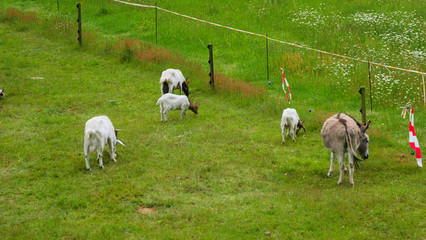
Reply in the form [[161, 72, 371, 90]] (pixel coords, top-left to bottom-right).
[[156, 93, 200, 122], [84, 116, 125, 170], [321, 113, 371, 187], [281, 108, 305, 142], [159, 69, 190, 96]]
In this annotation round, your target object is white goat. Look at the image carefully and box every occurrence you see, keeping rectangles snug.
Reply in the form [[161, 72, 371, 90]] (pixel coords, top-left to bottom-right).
[[159, 69, 190, 96], [84, 116, 125, 170], [281, 108, 305, 142], [156, 93, 200, 122]]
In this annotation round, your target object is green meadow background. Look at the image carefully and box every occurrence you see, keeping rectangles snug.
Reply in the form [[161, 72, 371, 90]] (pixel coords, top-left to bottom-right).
[[0, 0, 425, 239]]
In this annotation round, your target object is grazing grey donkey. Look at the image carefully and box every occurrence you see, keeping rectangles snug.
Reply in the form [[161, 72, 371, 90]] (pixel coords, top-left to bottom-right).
[[321, 113, 371, 187]]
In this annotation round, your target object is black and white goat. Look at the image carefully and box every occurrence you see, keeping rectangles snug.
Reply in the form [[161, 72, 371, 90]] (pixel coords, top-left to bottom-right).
[[281, 108, 305, 142], [159, 69, 190, 96]]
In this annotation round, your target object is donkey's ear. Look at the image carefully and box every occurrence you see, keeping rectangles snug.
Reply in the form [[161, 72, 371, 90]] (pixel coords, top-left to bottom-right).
[[363, 121, 371, 132]]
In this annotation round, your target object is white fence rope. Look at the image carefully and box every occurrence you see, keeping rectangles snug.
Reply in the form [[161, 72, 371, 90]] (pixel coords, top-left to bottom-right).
[[113, 0, 425, 76]]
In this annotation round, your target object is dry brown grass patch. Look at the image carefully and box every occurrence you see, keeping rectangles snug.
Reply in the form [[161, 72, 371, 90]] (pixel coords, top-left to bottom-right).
[[137, 207, 157, 214], [6, 8, 38, 23], [214, 72, 267, 97]]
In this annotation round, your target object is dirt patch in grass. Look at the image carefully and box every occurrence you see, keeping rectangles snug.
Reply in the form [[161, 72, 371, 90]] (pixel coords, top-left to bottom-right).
[[137, 207, 157, 214]]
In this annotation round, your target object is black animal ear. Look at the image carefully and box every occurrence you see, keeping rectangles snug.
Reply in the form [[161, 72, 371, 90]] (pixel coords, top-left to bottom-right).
[[363, 121, 371, 132], [182, 82, 189, 96], [114, 129, 123, 138]]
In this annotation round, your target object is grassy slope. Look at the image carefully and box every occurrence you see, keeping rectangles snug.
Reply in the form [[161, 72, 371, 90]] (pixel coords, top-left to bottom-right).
[[0, 11, 425, 240], [1, 0, 425, 108]]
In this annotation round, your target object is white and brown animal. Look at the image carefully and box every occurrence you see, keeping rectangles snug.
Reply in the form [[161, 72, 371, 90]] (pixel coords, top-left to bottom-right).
[[156, 93, 200, 122], [160, 69, 190, 96], [321, 113, 371, 187], [0, 88, 5, 98], [84, 116, 125, 170], [281, 108, 305, 142]]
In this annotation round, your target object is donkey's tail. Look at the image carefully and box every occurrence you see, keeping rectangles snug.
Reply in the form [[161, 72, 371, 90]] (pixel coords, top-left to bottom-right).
[[345, 132, 362, 168]]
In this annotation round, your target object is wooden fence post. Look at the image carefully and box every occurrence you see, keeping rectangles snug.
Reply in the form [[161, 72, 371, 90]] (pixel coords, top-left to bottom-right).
[[76, 3, 82, 47], [359, 86, 366, 124], [208, 44, 214, 90]]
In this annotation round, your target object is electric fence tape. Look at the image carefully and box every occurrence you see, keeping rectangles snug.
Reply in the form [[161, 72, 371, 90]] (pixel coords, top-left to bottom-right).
[[113, 0, 425, 76]]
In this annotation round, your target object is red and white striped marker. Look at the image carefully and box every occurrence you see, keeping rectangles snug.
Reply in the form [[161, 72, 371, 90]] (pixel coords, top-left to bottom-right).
[[409, 109, 422, 167], [280, 68, 291, 104]]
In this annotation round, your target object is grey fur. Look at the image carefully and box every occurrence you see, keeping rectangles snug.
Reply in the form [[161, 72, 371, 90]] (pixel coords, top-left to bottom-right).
[[321, 113, 371, 187]]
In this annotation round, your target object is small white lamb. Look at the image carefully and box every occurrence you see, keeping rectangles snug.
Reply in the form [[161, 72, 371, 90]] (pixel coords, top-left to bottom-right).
[[281, 108, 305, 142], [84, 116, 125, 170], [156, 93, 200, 122]]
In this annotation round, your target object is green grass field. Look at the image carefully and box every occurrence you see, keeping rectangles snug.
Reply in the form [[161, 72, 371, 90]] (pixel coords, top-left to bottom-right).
[[0, 1, 425, 239]]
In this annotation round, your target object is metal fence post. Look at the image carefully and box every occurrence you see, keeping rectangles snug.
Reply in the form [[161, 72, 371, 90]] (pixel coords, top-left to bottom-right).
[[359, 86, 366, 124], [76, 3, 82, 47], [266, 34, 269, 83], [423, 74, 425, 107], [208, 44, 214, 90], [368, 61, 373, 111]]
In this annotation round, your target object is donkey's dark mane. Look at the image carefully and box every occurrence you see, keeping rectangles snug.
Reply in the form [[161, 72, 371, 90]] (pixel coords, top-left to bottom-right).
[[336, 113, 362, 128]]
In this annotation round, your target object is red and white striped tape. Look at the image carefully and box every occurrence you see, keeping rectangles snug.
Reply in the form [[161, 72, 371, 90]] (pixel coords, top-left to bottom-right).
[[409, 109, 422, 167], [280, 68, 291, 103]]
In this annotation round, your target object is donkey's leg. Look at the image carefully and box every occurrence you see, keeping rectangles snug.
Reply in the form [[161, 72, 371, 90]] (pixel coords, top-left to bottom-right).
[[343, 153, 348, 172], [327, 152, 335, 177], [347, 151, 355, 187], [337, 153, 345, 185]]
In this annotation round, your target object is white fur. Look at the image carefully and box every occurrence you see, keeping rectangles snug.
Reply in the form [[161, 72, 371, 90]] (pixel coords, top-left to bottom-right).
[[156, 93, 190, 122], [280, 108, 301, 142], [84, 116, 124, 170], [159, 69, 186, 95]]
